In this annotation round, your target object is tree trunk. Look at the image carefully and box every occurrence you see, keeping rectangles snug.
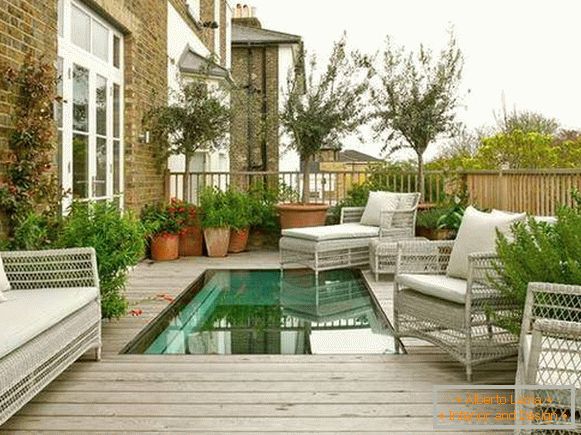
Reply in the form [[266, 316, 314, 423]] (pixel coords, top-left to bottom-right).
[[183, 151, 191, 203], [416, 152, 425, 200], [301, 156, 310, 204]]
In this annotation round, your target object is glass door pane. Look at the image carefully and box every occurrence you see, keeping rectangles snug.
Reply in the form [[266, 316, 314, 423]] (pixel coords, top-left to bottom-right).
[[72, 64, 89, 198]]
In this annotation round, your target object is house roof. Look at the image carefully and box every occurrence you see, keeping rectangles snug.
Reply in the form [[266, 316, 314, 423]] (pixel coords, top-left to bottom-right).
[[339, 149, 382, 163], [232, 24, 302, 45], [178, 46, 233, 82]]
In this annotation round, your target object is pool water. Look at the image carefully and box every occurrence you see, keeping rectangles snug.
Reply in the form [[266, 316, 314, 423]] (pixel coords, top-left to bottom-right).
[[123, 269, 401, 355]]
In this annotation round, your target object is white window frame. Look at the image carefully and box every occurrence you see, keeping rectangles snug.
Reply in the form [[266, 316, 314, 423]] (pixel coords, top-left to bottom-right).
[[58, 0, 124, 211], [186, 0, 201, 22]]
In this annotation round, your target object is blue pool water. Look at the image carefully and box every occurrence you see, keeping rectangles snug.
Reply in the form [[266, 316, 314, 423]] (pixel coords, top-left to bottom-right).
[[124, 269, 400, 355]]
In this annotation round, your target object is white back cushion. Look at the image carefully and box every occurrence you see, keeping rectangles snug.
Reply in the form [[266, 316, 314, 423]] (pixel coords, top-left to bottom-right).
[[0, 255, 10, 302], [447, 206, 526, 279], [395, 193, 419, 210], [360, 191, 399, 226]]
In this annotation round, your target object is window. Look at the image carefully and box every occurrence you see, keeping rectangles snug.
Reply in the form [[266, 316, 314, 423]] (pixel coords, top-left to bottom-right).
[[186, 0, 201, 22], [58, 0, 124, 210]]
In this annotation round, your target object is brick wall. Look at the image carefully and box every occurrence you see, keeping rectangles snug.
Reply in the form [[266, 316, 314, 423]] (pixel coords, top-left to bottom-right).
[[0, 1, 58, 236], [230, 44, 279, 173]]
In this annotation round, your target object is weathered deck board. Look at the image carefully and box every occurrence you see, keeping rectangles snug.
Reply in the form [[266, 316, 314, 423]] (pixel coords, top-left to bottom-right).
[[2, 252, 516, 433]]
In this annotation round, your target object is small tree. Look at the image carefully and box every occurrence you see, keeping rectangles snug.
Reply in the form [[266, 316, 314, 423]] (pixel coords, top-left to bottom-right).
[[372, 32, 463, 196], [145, 79, 230, 198], [280, 36, 369, 203]]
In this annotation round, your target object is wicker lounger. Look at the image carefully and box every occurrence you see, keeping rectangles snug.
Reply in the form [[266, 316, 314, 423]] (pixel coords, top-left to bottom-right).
[[0, 248, 101, 425], [280, 193, 420, 275]]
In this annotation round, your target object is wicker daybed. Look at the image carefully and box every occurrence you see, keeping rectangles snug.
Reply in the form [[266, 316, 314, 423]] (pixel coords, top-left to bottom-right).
[[0, 248, 101, 425]]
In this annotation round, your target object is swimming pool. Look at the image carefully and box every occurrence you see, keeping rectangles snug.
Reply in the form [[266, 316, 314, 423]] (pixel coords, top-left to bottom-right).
[[123, 269, 402, 355]]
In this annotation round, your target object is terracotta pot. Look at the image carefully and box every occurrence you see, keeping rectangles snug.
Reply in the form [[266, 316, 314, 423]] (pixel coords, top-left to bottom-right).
[[276, 203, 329, 229], [151, 234, 179, 261], [204, 227, 230, 257], [228, 227, 250, 253], [416, 226, 456, 241], [179, 226, 203, 256]]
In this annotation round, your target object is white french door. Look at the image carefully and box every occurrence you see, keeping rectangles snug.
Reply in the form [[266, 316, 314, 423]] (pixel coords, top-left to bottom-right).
[[57, 0, 124, 211]]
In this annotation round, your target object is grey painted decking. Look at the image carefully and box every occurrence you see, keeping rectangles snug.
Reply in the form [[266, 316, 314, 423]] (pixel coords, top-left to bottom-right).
[[2, 251, 516, 433]]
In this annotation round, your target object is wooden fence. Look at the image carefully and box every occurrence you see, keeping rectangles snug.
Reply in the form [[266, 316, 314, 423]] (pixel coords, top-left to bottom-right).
[[166, 169, 581, 216]]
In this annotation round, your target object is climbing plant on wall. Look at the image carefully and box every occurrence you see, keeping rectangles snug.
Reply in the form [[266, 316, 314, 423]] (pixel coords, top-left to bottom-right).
[[0, 54, 61, 235]]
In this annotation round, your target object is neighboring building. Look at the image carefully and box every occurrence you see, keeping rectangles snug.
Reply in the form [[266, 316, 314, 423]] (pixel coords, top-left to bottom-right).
[[230, 4, 303, 174], [0, 0, 231, 224], [318, 148, 383, 172]]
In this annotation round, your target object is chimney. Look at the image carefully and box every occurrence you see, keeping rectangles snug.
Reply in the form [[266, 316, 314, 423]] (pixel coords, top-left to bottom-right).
[[233, 3, 262, 28]]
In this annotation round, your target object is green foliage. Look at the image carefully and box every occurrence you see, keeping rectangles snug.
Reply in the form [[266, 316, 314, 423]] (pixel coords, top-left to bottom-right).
[[167, 198, 198, 229], [141, 203, 182, 237], [144, 80, 231, 168], [497, 109, 559, 135], [0, 55, 62, 233], [57, 202, 146, 319], [246, 182, 296, 233], [493, 194, 581, 333], [437, 202, 465, 231], [226, 189, 252, 230], [280, 35, 370, 202], [371, 31, 463, 194], [11, 212, 62, 250], [199, 187, 231, 229], [416, 207, 448, 229]]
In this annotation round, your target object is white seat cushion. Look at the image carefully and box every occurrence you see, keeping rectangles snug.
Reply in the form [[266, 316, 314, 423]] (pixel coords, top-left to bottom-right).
[[447, 206, 526, 280], [360, 191, 399, 226], [282, 223, 380, 242], [397, 273, 467, 304], [0, 287, 99, 358], [492, 209, 557, 225]]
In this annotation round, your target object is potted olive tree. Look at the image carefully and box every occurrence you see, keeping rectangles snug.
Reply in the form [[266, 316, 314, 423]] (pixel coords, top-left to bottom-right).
[[199, 187, 231, 257], [278, 36, 370, 229], [144, 78, 230, 200]]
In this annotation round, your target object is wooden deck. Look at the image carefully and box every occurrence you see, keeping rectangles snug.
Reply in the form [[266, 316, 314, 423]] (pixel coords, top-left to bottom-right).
[[2, 251, 516, 433]]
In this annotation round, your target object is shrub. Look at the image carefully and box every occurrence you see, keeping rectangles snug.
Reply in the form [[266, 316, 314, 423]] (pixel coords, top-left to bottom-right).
[[10, 211, 62, 250], [416, 207, 447, 229], [246, 182, 299, 233], [167, 198, 199, 231], [493, 193, 581, 333], [226, 190, 252, 230], [141, 203, 182, 237], [199, 187, 231, 229], [58, 202, 146, 319]]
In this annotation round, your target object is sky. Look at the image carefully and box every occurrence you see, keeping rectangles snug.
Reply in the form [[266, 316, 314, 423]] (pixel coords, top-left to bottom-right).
[[245, 0, 581, 160]]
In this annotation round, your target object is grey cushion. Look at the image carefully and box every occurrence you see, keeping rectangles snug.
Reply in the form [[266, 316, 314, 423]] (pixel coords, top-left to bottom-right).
[[282, 223, 380, 242], [397, 273, 468, 304], [0, 287, 99, 358]]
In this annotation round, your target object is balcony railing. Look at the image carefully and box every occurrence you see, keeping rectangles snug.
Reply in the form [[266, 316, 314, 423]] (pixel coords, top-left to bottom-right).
[[166, 168, 581, 216]]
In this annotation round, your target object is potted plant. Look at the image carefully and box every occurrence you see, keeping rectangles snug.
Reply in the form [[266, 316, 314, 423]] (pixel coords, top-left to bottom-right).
[[141, 203, 181, 261], [199, 187, 231, 257], [278, 36, 369, 229], [226, 190, 252, 253], [168, 198, 203, 256]]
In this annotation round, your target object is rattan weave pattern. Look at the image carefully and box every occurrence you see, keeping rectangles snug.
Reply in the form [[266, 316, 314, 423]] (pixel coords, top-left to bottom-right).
[[0, 248, 101, 426]]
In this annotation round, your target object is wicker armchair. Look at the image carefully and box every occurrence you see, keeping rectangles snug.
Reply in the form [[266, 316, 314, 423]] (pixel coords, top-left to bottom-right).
[[514, 283, 581, 434], [394, 240, 520, 381], [0, 248, 101, 425]]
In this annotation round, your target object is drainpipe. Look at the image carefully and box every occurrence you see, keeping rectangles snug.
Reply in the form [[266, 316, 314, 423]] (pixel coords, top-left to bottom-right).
[[261, 46, 268, 172]]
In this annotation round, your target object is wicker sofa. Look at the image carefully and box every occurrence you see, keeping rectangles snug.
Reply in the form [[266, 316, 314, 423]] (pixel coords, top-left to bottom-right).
[[0, 248, 101, 425], [280, 192, 420, 275]]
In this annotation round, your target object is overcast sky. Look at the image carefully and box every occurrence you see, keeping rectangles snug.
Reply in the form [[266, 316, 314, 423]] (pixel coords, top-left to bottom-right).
[[246, 0, 581, 160]]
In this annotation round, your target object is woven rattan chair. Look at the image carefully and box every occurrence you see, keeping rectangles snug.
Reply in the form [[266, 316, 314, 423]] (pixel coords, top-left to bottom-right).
[[514, 282, 581, 434], [394, 240, 520, 381], [280, 193, 420, 275], [0, 248, 101, 425]]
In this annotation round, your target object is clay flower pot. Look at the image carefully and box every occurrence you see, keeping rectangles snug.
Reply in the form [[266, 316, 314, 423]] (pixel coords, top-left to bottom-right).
[[416, 226, 456, 241], [179, 226, 203, 257], [204, 227, 230, 258], [228, 227, 250, 253], [151, 233, 179, 261], [276, 203, 329, 229]]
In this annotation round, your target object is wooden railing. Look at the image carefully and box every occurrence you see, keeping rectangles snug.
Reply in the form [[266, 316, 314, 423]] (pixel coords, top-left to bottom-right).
[[166, 168, 581, 216]]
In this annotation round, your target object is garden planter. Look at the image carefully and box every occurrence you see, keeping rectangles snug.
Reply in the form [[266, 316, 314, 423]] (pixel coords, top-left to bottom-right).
[[277, 203, 329, 229], [179, 226, 203, 257], [204, 227, 230, 257], [416, 226, 456, 241], [151, 234, 179, 261], [228, 227, 250, 253]]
